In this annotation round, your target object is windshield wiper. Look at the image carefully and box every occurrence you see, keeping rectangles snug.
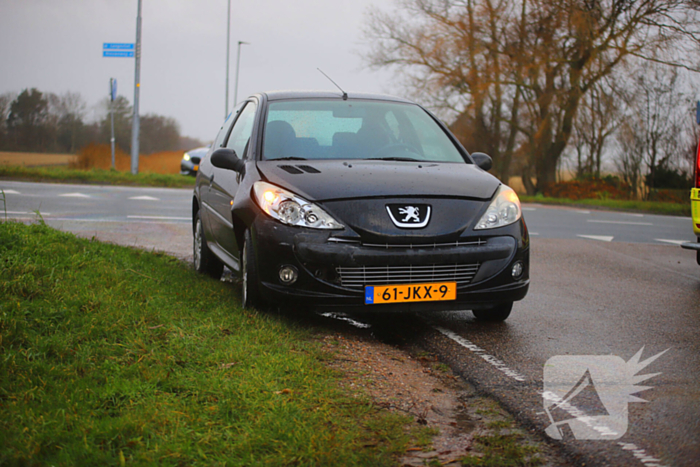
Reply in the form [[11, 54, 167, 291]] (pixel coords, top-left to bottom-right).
[[269, 156, 308, 161], [366, 157, 421, 162]]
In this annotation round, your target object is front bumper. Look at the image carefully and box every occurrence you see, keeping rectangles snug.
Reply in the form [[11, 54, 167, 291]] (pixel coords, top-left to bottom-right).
[[248, 215, 529, 311], [180, 160, 199, 176], [680, 189, 700, 265], [691, 188, 700, 237]]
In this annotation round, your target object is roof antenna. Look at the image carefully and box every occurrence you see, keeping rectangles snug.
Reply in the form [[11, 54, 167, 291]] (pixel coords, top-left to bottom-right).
[[317, 68, 348, 100]]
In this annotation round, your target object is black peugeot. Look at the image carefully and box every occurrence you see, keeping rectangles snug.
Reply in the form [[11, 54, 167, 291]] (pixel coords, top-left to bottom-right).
[[192, 91, 529, 321]]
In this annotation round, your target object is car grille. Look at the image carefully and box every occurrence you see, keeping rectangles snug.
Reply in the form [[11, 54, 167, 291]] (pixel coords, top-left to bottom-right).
[[327, 238, 487, 249], [336, 263, 480, 290]]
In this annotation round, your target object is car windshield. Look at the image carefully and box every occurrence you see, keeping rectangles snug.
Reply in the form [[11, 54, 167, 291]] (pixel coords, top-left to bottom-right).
[[262, 99, 467, 163]]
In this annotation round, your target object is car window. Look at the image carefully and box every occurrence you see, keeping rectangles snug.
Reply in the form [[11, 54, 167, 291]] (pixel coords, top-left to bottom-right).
[[213, 102, 245, 149], [263, 100, 466, 163], [224, 102, 257, 159]]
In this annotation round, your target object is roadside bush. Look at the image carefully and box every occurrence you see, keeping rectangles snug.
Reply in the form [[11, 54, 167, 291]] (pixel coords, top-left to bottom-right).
[[645, 166, 692, 190], [647, 189, 690, 204], [71, 143, 183, 174], [540, 177, 632, 201]]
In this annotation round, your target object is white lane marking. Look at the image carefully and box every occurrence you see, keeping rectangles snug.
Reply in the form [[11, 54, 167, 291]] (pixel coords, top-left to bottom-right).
[[577, 235, 614, 242], [6, 211, 51, 215], [13, 217, 188, 224], [573, 210, 591, 214], [587, 220, 653, 226], [623, 213, 645, 218], [129, 195, 160, 201], [431, 322, 668, 467], [655, 239, 686, 245], [1, 189, 20, 194], [618, 442, 670, 467], [434, 326, 527, 382], [522, 207, 536, 211], [530, 232, 540, 235], [127, 215, 190, 220], [59, 193, 91, 198]]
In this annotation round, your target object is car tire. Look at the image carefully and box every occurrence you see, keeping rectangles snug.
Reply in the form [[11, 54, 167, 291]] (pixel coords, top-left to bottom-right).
[[241, 229, 263, 309], [472, 302, 513, 322], [193, 211, 224, 279]]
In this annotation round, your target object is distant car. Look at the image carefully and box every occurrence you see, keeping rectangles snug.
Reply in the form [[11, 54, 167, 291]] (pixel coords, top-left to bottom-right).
[[681, 135, 700, 263], [180, 147, 208, 176], [192, 91, 529, 321]]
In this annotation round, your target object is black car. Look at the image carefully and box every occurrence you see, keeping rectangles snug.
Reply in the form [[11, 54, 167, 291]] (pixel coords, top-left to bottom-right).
[[180, 147, 209, 176], [192, 91, 529, 321]]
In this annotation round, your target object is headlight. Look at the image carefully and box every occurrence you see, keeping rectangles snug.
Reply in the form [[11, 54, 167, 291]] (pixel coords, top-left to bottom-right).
[[183, 153, 191, 161], [474, 185, 521, 230], [253, 181, 344, 229]]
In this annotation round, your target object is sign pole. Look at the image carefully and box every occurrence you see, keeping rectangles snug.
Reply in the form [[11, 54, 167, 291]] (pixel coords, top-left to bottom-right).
[[110, 78, 116, 170], [225, 0, 231, 119], [131, 0, 142, 175]]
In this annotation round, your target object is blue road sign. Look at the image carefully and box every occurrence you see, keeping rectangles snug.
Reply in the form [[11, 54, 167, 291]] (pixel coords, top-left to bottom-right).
[[103, 51, 134, 58], [103, 43, 134, 50]]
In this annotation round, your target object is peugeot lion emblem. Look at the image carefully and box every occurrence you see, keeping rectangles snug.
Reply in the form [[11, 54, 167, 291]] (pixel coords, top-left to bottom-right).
[[386, 204, 431, 228]]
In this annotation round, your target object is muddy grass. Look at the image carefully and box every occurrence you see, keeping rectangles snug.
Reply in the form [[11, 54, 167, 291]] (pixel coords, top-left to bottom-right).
[[322, 331, 566, 466]]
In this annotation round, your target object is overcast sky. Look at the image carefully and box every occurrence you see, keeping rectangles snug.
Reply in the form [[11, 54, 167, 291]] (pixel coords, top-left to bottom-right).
[[0, 0, 396, 143]]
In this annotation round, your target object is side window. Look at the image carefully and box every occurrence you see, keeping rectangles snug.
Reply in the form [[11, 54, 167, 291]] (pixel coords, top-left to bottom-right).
[[225, 102, 257, 159], [213, 102, 245, 149]]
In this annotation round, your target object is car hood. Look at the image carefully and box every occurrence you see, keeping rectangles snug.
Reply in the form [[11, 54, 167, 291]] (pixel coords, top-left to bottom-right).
[[256, 160, 500, 201]]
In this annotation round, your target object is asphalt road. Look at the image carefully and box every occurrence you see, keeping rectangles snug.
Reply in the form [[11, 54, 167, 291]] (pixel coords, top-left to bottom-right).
[[2, 180, 698, 466], [1, 180, 193, 260]]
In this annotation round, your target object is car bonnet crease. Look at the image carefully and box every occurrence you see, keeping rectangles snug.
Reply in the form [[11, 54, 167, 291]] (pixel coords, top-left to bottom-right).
[[256, 160, 500, 202]]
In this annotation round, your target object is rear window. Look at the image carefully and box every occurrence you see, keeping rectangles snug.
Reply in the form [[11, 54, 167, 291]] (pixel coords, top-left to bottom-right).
[[262, 100, 467, 163]]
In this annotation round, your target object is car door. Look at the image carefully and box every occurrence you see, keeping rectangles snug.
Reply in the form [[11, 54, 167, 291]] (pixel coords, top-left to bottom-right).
[[197, 105, 242, 248], [208, 100, 258, 263]]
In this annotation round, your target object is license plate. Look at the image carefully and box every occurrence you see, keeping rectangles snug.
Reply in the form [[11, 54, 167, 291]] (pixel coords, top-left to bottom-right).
[[365, 282, 456, 305]]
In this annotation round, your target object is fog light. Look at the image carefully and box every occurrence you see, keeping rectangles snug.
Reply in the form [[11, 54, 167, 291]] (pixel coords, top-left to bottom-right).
[[511, 261, 524, 279], [278, 265, 298, 285]]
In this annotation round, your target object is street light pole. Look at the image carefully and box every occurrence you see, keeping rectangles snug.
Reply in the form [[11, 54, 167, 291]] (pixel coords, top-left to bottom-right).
[[109, 78, 116, 170], [225, 0, 231, 119], [234, 41, 249, 107], [131, 0, 142, 175]]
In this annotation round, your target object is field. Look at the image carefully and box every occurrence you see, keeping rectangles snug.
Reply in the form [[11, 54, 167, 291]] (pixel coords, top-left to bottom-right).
[[0, 144, 185, 175], [0, 152, 77, 167]]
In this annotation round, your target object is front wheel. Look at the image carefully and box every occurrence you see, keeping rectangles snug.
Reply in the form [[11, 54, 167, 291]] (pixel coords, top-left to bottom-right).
[[241, 229, 263, 309], [472, 302, 513, 322], [193, 211, 224, 279]]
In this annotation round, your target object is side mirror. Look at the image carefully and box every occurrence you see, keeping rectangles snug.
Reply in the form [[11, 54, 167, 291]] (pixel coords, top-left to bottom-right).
[[211, 148, 245, 173], [471, 152, 492, 171]]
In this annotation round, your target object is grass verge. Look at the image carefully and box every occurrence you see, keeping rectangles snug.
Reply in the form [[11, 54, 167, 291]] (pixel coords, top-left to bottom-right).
[[0, 165, 195, 188], [520, 195, 690, 217], [0, 221, 423, 466]]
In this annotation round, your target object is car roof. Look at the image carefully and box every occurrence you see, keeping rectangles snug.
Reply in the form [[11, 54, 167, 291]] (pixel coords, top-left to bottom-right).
[[260, 90, 415, 104]]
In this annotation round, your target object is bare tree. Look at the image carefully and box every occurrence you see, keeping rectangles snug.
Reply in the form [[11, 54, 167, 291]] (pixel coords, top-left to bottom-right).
[[0, 92, 16, 150], [364, 0, 700, 193], [49, 92, 88, 153], [614, 61, 696, 197], [615, 120, 646, 196], [571, 80, 620, 179]]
